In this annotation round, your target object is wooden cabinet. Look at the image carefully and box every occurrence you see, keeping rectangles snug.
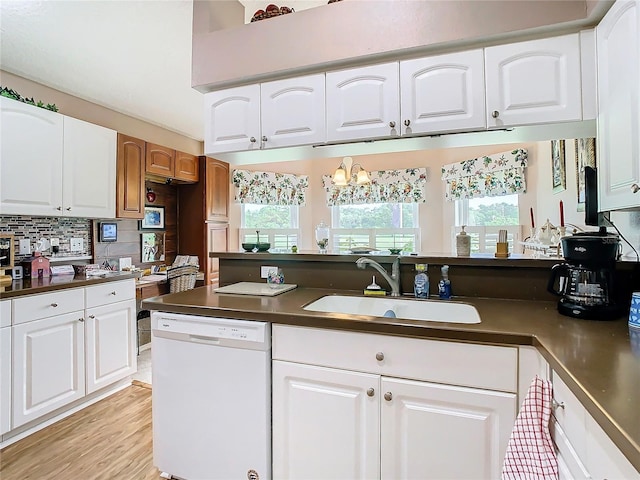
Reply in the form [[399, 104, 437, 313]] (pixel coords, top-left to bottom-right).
[[326, 62, 400, 142], [178, 157, 229, 286], [145, 144, 199, 183], [272, 325, 517, 479], [0, 98, 116, 218], [484, 33, 583, 128], [12, 312, 85, 428], [596, 0, 640, 211], [116, 134, 146, 219], [174, 151, 199, 183], [400, 49, 486, 135], [204, 75, 326, 155]]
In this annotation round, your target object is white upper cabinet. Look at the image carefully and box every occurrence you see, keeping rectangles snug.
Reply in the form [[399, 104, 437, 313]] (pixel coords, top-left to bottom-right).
[[326, 62, 400, 142], [596, 0, 640, 212], [260, 74, 326, 149], [484, 33, 583, 128], [400, 49, 486, 135], [0, 98, 116, 218], [63, 116, 116, 218], [1, 97, 64, 216], [204, 84, 261, 155]]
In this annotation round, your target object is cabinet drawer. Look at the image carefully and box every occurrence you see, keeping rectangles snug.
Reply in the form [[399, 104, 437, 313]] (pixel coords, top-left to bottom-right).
[[552, 417, 591, 480], [85, 279, 135, 308], [1, 300, 10, 327], [273, 325, 517, 392], [13, 288, 84, 324], [550, 370, 587, 461]]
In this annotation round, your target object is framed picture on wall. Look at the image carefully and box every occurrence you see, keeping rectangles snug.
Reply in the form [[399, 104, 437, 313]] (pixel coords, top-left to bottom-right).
[[551, 139, 566, 194], [0, 234, 14, 269], [575, 138, 597, 212], [141, 206, 165, 230]]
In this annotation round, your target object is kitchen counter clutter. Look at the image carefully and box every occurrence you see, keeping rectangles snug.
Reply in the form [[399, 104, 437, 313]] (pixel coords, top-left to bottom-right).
[[142, 285, 640, 474]]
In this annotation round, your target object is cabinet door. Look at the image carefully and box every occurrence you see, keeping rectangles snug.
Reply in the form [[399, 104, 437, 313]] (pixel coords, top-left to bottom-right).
[[261, 74, 326, 148], [85, 299, 136, 394], [485, 33, 582, 127], [326, 62, 400, 142], [174, 151, 199, 182], [205, 157, 229, 222], [0, 326, 11, 435], [596, 0, 640, 211], [380, 377, 516, 480], [207, 223, 228, 287], [585, 412, 640, 480], [203, 84, 261, 154], [12, 312, 85, 428], [116, 134, 145, 219], [0, 97, 64, 216], [63, 116, 116, 218], [145, 143, 175, 178], [273, 360, 380, 480], [400, 50, 486, 135]]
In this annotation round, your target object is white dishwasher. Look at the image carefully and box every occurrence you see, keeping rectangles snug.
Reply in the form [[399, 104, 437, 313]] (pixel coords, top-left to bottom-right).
[[151, 311, 271, 480]]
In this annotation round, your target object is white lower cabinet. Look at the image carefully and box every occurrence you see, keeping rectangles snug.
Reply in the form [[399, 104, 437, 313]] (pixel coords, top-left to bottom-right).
[[85, 299, 136, 394], [12, 312, 85, 428], [272, 325, 517, 479], [1, 325, 11, 435]]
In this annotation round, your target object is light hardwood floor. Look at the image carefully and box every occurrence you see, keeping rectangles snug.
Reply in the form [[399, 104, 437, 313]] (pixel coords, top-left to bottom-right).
[[0, 385, 161, 480]]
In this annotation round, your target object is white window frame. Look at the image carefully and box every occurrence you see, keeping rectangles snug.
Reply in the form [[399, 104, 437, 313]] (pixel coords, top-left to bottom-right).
[[240, 204, 300, 251]]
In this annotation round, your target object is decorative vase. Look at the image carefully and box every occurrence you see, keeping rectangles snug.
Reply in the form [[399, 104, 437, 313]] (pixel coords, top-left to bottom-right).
[[315, 221, 330, 253]]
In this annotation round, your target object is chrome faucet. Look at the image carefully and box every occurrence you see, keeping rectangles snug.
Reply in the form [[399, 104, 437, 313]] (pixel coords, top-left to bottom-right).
[[356, 256, 401, 297]]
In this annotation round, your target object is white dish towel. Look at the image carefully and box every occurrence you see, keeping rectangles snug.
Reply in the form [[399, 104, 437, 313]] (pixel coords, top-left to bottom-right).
[[502, 375, 558, 480]]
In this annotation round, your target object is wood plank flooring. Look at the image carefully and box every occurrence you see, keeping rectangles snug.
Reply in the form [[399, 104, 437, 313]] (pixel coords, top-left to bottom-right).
[[0, 385, 161, 480]]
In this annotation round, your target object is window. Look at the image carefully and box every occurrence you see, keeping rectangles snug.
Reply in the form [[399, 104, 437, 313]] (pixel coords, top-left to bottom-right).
[[239, 204, 299, 250], [454, 194, 523, 253], [331, 203, 420, 252]]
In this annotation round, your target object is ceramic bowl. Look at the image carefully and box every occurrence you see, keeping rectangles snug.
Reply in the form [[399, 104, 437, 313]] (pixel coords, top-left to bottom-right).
[[242, 243, 257, 252], [256, 243, 271, 252], [389, 248, 402, 254]]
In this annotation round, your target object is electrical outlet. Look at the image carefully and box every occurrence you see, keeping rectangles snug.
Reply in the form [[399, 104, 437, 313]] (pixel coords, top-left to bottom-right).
[[50, 237, 60, 247], [19, 239, 31, 255], [70, 238, 84, 252], [260, 266, 278, 279]]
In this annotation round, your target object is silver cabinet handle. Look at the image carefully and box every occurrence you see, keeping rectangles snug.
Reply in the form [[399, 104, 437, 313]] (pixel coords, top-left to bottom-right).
[[110, 291, 117, 295], [65, 207, 71, 211], [262, 136, 268, 142], [250, 136, 257, 143], [492, 110, 500, 118], [56, 206, 62, 211], [384, 392, 393, 401], [631, 184, 640, 193], [375, 352, 384, 361], [51, 303, 58, 307], [89, 315, 95, 319], [78, 318, 84, 323], [366, 388, 375, 397], [403, 119, 411, 127], [552, 399, 565, 410], [389, 121, 396, 128]]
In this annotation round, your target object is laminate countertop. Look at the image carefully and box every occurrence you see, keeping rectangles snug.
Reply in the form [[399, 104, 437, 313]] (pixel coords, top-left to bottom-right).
[[0, 272, 138, 299], [142, 285, 640, 471]]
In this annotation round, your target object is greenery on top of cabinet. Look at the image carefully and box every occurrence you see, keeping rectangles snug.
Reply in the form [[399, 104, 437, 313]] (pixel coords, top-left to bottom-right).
[[1, 86, 58, 112]]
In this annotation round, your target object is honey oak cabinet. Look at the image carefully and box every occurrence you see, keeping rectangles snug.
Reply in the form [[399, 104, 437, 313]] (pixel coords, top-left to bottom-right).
[[116, 134, 146, 219], [145, 144, 199, 184], [174, 151, 199, 183], [596, 0, 640, 211], [178, 157, 229, 286]]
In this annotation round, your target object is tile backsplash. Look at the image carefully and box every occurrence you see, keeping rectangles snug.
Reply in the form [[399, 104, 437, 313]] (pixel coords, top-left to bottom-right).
[[0, 215, 92, 262]]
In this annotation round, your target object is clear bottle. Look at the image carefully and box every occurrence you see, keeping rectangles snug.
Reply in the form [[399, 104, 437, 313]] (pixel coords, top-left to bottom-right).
[[438, 265, 452, 299], [414, 263, 429, 299], [456, 226, 471, 256], [315, 220, 330, 253]]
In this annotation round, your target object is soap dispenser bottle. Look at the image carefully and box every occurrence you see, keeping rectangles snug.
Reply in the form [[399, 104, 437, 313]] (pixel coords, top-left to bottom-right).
[[456, 226, 471, 256], [414, 264, 429, 299], [438, 265, 452, 299]]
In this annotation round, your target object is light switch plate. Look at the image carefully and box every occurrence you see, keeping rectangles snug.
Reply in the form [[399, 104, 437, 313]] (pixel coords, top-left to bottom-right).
[[70, 238, 84, 252], [19, 239, 30, 255], [261, 266, 278, 278], [50, 237, 60, 247]]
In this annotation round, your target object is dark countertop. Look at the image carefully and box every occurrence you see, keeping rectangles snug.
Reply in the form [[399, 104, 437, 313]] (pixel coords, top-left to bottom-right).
[[142, 285, 640, 471], [0, 272, 138, 299]]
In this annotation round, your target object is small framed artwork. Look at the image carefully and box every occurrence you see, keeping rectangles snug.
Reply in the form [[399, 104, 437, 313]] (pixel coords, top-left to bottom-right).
[[575, 137, 597, 212], [551, 139, 566, 194], [141, 206, 165, 230], [141, 232, 165, 263]]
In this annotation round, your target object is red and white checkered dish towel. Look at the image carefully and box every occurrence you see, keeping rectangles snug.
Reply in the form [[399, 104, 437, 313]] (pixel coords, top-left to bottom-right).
[[502, 375, 558, 480]]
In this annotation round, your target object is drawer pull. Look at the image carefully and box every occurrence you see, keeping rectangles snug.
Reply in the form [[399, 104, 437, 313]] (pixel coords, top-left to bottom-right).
[[78, 318, 84, 323], [384, 392, 393, 401], [89, 315, 95, 319], [366, 388, 375, 397], [552, 399, 565, 410], [51, 303, 58, 308], [375, 352, 384, 361], [110, 291, 117, 295]]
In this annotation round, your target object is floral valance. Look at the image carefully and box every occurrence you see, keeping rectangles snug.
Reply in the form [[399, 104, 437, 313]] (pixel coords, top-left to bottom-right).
[[441, 149, 528, 201], [322, 168, 428, 206], [232, 169, 309, 206]]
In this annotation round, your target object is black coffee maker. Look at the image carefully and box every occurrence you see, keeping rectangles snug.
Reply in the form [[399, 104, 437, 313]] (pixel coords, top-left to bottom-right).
[[547, 231, 624, 320]]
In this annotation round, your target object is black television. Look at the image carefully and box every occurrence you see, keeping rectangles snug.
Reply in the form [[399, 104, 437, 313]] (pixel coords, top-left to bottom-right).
[[99, 222, 118, 242]]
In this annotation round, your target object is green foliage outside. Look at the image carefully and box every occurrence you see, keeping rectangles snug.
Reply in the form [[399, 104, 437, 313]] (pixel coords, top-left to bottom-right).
[[468, 202, 519, 226], [336, 204, 415, 228], [244, 205, 293, 228]]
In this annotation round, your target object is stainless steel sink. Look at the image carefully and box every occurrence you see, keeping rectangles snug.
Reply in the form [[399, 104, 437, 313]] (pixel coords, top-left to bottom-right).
[[303, 295, 481, 324]]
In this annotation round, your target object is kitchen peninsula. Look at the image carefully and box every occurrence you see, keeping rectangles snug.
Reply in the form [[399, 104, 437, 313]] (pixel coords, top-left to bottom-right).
[[142, 252, 640, 477]]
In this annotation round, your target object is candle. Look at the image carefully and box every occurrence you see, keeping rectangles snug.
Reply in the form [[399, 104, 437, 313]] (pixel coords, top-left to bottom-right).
[[530, 207, 535, 229], [559, 200, 565, 227]]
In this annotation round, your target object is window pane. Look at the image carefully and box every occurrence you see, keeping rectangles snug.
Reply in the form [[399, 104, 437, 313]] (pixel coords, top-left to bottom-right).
[[333, 203, 418, 228], [242, 204, 297, 228], [467, 195, 519, 226]]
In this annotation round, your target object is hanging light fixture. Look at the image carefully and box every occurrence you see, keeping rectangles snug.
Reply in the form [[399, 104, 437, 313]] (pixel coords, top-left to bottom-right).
[[332, 156, 371, 186]]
